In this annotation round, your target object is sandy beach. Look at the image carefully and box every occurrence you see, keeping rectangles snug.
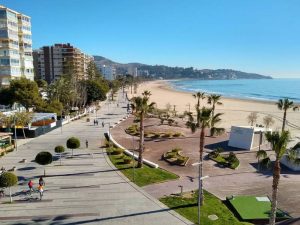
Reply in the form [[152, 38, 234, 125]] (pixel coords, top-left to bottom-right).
[[128, 80, 300, 137]]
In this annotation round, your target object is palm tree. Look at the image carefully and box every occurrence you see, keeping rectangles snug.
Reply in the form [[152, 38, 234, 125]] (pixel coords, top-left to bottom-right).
[[276, 98, 299, 132], [207, 94, 223, 136], [256, 131, 290, 225], [131, 90, 155, 168], [186, 107, 212, 205], [193, 92, 206, 109], [210, 113, 225, 136]]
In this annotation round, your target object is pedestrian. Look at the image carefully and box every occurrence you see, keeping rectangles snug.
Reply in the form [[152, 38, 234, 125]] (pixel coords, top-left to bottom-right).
[[102, 121, 104, 127], [39, 176, 45, 186], [38, 184, 44, 200], [86, 139, 88, 148], [28, 180, 34, 194], [96, 120, 98, 126], [93, 119, 96, 126]]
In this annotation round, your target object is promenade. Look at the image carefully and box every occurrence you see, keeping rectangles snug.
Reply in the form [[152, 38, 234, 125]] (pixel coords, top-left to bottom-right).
[[0, 93, 192, 225]]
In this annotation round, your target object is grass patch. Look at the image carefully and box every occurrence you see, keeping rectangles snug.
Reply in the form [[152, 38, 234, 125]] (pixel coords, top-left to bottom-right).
[[160, 190, 252, 225], [228, 196, 291, 220], [107, 148, 179, 187]]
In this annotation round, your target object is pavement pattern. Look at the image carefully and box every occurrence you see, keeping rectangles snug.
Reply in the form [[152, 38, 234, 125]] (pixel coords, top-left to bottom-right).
[[0, 93, 192, 225]]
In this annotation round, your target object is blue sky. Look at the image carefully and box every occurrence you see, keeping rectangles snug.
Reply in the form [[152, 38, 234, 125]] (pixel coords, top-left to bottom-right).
[[2, 0, 300, 78]]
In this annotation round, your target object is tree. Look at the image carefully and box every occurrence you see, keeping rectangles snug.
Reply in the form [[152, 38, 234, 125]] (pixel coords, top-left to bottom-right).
[[131, 91, 155, 168], [193, 92, 205, 109], [186, 107, 212, 205], [0, 112, 12, 129], [276, 98, 299, 132], [8, 78, 43, 111], [35, 151, 53, 176], [0, 172, 18, 203], [14, 112, 33, 138], [263, 115, 275, 129], [256, 131, 290, 225], [207, 94, 223, 136], [210, 112, 225, 136], [110, 80, 120, 101], [36, 79, 48, 89], [66, 137, 80, 157], [54, 145, 65, 165], [85, 80, 109, 104], [36, 100, 64, 116], [0, 87, 13, 106], [247, 112, 258, 126]]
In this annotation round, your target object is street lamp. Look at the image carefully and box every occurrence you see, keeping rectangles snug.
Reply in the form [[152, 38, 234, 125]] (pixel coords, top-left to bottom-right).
[[192, 162, 209, 225], [13, 115, 17, 151], [131, 134, 135, 182]]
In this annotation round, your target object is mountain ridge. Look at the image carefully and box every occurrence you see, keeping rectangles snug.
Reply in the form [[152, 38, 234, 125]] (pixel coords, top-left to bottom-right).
[[93, 55, 272, 80]]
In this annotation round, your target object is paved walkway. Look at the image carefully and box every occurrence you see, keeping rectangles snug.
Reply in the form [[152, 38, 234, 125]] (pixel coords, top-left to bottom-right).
[[0, 92, 192, 225]]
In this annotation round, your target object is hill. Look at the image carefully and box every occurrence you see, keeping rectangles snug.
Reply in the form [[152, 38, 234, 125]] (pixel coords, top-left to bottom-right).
[[93, 55, 272, 80]]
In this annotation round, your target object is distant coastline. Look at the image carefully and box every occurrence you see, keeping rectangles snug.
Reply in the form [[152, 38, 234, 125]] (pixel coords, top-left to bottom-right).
[[166, 78, 300, 104]]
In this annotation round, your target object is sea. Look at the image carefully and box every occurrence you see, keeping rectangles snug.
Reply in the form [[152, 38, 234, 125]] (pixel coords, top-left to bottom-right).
[[169, 78, 300, 103]]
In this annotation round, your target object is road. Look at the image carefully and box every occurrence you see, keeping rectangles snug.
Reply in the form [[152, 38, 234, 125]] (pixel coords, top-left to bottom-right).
[[0, 92, 192, 225]]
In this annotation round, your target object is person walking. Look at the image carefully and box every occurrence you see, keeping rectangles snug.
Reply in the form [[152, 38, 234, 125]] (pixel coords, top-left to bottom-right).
[[38, 184, 44, 200], [39, 176, 45, 186], [28, 180, 34, 195], [86, 139, 89, 148]]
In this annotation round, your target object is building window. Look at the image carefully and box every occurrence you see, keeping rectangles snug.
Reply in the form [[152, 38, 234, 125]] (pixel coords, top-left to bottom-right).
[[0, 10, 7, 19]]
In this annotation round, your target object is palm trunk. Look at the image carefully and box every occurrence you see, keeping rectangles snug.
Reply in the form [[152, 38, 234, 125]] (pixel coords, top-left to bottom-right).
[[269, 159, 281, 225], [210, 104, 215, 136], [22, 127, 26, 139], [199, 125, 205, 205], [137, 113, 144, 168], [282, 111, 287, 132]]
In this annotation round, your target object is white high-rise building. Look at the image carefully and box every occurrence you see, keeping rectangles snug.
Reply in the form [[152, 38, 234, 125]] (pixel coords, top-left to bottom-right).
[[0, 5, 34, 85]]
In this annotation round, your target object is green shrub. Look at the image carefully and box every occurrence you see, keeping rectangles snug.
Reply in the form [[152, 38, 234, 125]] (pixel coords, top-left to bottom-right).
[[0, 172, 18, 202], [54, 145, 65, 153], [171, 148, 181, 153], [0, 172, 18, 188], [66, 137, 80, 156], [173, 132, 181, 137], [153, 133, 161, 138], [165, 152, 176, 159], [168, 119, 175, 126], [35, 151, 53, 165], [123, 157, 132, 164], [176, 158, 185, 165], [112, 148, 124, 155]]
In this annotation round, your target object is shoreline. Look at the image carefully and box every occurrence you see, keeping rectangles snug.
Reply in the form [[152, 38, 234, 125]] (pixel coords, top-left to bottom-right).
[[161, 80, 278, 106], [129, 80, 300, 137]]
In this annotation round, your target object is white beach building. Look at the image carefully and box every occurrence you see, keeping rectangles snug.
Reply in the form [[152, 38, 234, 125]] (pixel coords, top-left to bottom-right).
[[228, 126, 272, 150], [281, 135, 300, 171]]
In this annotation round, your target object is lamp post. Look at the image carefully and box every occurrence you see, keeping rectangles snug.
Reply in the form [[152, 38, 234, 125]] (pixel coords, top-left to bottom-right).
[[192, 162, 209, 225], [13, 115, 17, 151], [60, 110, 63, 134], [132, 134, 135, 182]]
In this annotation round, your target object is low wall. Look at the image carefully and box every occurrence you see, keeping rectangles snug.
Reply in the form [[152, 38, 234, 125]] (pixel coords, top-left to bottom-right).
[[104, 130, 159, 169], [281, 156, 300, 171]]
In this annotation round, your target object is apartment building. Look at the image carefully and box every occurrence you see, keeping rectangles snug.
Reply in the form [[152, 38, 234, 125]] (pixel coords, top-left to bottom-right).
[[0, 5, 34, 85], [33, 43, 94, 83], [94, 62, 116, 81]]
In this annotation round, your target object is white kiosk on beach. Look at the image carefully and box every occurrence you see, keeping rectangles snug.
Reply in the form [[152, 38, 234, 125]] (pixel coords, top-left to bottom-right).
[[228, 126, 272, 150]]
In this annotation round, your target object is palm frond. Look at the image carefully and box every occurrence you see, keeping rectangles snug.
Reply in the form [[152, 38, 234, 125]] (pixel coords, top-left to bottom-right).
[[256, 150, 268, 160]]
